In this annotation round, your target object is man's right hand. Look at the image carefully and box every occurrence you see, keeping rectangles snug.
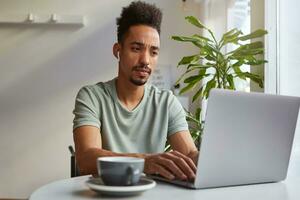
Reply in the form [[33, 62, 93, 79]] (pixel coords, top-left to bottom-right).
[[144, 150, 197, 181]]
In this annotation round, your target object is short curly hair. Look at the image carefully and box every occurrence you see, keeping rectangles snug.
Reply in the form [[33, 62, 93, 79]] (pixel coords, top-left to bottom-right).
[[116, 1, 162, 43]]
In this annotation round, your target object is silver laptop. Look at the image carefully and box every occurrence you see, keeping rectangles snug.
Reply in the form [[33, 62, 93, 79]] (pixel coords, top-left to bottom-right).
[[151, 89, 300, 189]]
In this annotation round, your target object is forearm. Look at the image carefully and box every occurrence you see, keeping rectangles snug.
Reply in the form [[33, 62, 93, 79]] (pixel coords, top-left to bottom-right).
[[76, 147, 150, 175], [169, 131, 198, 157], [76, 147, 198, 181]]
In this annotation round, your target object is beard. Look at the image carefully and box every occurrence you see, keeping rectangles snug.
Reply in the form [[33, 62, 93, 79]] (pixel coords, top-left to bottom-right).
[[130, 77, 147, 86], [130, 64, 152, 86]]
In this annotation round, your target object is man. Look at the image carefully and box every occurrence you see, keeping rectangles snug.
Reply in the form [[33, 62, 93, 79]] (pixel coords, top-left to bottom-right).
[[73, 1, 198, 181]]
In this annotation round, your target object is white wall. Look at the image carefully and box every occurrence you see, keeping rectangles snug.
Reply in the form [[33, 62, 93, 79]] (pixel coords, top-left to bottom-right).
[[0, 0, 200, 198], [264, 0, 278, 94], [278, 0, 300, 97], [265, 0, 300, 182], [277, 0, 300, 172]]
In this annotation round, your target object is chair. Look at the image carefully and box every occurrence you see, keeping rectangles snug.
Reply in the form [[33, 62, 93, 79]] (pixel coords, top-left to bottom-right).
[[68, 145, 80, 177]]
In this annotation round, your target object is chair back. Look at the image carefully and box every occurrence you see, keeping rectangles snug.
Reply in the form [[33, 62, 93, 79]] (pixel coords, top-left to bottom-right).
[[69, 145, 80, 177]]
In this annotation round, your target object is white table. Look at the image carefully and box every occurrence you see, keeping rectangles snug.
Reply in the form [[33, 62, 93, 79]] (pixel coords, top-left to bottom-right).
[[30, 131, 300, 200], [30, 152, 300, 200]]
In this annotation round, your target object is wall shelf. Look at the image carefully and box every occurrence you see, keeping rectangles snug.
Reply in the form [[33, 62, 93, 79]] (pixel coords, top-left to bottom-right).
[[0, 14, 85, 26]]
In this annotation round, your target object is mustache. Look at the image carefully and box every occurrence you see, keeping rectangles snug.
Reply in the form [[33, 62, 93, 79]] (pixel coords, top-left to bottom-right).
[[132, 65, 152, 74]]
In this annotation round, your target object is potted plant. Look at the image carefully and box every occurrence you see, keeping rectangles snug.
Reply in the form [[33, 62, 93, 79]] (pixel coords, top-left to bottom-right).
[[169, 16, 267, 149]]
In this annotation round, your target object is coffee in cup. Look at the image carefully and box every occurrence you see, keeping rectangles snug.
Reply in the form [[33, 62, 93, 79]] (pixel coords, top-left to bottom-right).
[[97, 156, 145, 186]]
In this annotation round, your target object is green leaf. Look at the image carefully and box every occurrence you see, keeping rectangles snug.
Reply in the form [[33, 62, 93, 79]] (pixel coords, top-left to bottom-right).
[[186, 115, 198, 123], [222, 28, 238, 38], [192, 42, 204, 49], [205, 54, 215, 61], [243, 72, 264, 88], [203, 79, 216, 98], [183, 69, 210, 84], [244, 41, 264, 49], [199, 48, 209, 56], [175, 66, 209, 84], [238, 41, 264, 51], [226, 74, 235, 90], [229, 54, 257, 62], [172, 36, 200, 43], [232, 66, 243, 73], [192, 87, 204, 102], [221, 29, 243, 45], [179, 81, 198, 94], [232, 60, 244, 68], [195, 108, 201, 121], [185, 16, 206, 29], [245, 59, 267, 65], [172, 35, 210, 48], [187, 64, 212, 70], [235, 71, 247, 80], [232, 48, 264, 57], [192, 34, 213, 42], [178, 55, 200, 66], [190, 127, 202, 138], [226, 41, 264, 57], [200, 68, 207, 77], [185, 111, 200, 124], [226, 41, 264, 56], [184, 75, 203, 83], [238, 29, 268, 41], [206, 62, 216, 66], [192, 131, 201, 141], [187, 63, 201, 69]]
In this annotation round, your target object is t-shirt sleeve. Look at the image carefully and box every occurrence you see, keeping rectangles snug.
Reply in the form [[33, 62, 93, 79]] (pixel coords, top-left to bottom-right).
[[73, 86, 101, 130], [167, 92, 189, 136]]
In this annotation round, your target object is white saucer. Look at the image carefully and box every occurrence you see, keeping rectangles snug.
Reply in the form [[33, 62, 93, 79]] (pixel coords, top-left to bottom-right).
[[86, 176, 156, 196]]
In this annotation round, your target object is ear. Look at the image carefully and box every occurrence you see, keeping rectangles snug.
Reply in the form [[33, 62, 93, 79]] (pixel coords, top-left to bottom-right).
[[113, 43, 120, 59]]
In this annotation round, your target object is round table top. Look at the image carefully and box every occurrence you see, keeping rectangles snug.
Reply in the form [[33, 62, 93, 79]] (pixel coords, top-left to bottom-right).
[[30, 167, 300, 200], [30, 134, 300, 200]]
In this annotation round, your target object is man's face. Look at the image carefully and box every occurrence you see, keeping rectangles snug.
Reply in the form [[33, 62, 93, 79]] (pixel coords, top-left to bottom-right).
[[118, 25, 160, 86]]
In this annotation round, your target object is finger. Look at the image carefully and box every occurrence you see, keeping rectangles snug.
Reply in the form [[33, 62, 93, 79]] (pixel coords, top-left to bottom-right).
[[163, 152, 195, 180], [172, 151, 197, 173], [156, 157, 188, 180], [151, 163, 175, 180], [144, 155, 176, 180], [144, 154, 187, 180]]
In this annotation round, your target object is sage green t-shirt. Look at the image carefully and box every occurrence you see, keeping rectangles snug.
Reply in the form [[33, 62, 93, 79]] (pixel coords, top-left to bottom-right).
[[73, 78, 188, 153]]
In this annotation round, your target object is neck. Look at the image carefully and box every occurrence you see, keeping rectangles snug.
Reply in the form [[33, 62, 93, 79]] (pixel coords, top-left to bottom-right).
[[115, 77, 145, 111]]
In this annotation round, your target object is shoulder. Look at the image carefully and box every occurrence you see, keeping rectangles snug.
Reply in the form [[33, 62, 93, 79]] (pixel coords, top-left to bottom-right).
[[76, 80, 114, 100]]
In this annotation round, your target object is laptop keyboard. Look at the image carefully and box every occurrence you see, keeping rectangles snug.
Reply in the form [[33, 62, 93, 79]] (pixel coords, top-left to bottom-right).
[[147, 175, 195, 188]]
